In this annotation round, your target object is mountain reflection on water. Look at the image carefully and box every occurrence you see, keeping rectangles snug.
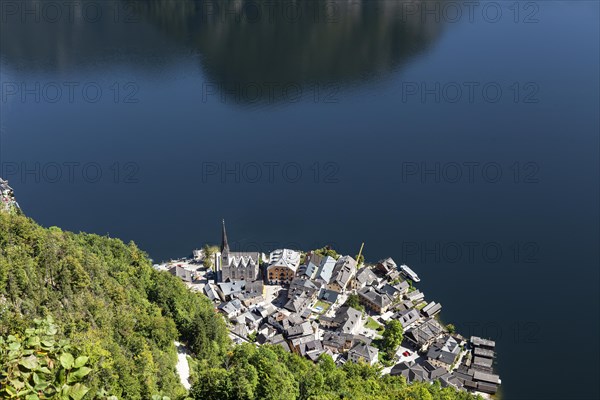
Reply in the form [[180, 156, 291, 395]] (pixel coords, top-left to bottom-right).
[[1, 0, 445, 105]]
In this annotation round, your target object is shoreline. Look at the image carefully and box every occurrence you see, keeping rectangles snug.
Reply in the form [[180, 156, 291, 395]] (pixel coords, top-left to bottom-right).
[[155, 222, 502, 397]]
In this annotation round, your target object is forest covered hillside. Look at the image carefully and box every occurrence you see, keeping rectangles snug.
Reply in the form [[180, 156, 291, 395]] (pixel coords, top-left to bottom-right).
[[0, 210, 482, 400], [0, 210, 228, 399]]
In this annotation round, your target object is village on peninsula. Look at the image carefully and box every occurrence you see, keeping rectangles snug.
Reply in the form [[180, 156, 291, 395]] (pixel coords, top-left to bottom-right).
[[155, 220, 502, 398]]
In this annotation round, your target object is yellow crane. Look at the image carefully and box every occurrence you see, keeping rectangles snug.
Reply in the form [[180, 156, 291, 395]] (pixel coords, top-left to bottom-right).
[[357, 242, 365, 265]]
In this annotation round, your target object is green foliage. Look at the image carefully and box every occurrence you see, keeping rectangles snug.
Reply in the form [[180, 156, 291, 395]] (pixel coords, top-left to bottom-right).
[[364, 317, 381, 331], [0, 211, 228, 399], [0, 211, 480, 400], [378, 352, 395, 367], [299, 252, 306, 265], [190, 345, 483, 400], [202, 244, 219, 270], [247, 332, 257, 343], [0, 316, 94, 399], [381, 320, 404, 359], [355, 254, 365, 265], [313, 246, 339, 260], [343, 294, 365, 312], [446, 324, 456, 334]]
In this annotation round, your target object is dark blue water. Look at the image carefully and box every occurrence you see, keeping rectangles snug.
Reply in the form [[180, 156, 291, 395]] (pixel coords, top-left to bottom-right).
[[1, 1, 598, 398]]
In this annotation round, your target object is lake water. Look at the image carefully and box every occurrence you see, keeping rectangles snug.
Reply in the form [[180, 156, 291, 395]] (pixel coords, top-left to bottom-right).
[[1, 1, 599, 398]]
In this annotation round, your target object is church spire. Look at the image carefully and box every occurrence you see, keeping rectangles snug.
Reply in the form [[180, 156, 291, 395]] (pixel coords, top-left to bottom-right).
[[221, 219, 230, 254]]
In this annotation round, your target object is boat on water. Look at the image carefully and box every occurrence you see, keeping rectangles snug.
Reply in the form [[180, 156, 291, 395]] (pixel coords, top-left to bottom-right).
[[400, 264, 420, 282]]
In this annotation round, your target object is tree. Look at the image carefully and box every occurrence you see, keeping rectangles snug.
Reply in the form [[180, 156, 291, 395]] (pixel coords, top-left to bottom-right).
[[446, 324, 456, 334], [0, 211, 222, 399], [355, 254, 365, 265], [314, 246, 339, 260], [382, 320, 404, 359], [299, 252, 307, 265], [202, 244, 219, 270], [1, 206, 484, 400], [343, 294, 364, 312]]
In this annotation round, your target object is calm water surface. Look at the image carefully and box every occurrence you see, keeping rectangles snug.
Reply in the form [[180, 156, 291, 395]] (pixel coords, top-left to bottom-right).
[[1, 1, 599, 399]]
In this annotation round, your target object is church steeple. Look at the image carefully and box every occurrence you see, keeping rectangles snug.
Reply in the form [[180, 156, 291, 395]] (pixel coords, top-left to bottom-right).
[[221, 219, 230, 254]]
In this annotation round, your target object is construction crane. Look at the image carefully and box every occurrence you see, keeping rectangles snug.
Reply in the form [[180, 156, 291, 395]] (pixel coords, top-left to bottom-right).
[[356, 242, 365, 265]]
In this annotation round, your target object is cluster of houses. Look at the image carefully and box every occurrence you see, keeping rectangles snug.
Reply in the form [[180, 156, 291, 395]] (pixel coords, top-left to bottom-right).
[[0, 179, 18, 212], [156, 220, 501, 397]]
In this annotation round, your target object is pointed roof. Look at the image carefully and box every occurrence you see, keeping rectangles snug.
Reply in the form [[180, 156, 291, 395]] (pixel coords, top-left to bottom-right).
[[349, 342, 379, 363], [221, 219, 230, 253]]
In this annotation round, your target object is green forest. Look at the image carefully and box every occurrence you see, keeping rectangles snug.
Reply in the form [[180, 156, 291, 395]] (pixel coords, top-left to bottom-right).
[[0, 210, 482, 400]]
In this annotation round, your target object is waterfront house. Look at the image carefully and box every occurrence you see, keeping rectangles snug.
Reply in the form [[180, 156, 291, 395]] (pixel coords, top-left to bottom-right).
[[470, 336, 496, 350], [171, 264, 195, 282], [469, 336, 497, 374], [327, 255, 357, 293], [421, 301, 442, 318], [358, 286, 392, 313], [306, 252, 324, 268], [394, 280, 410, 295], [426, 335, 460, 370], [192, 248, 205, 261], [374, 258, 402, 281], [379, 283, 402, 300], [218, 220, 260, 282], [221, 252, 260, 281], [297, 261, 319, 280], [267, 248, 302, 284], [470, 371, 501, 394], [406, 290, 425, 303], [395, 299, 416, 312], [473, 356, 494, 370], [353, 267, 378, 289], [315, 256, 337, 284], [376, 257, 397, 274], [405, 318, 446, 350], [473, 347, 494, 358]]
